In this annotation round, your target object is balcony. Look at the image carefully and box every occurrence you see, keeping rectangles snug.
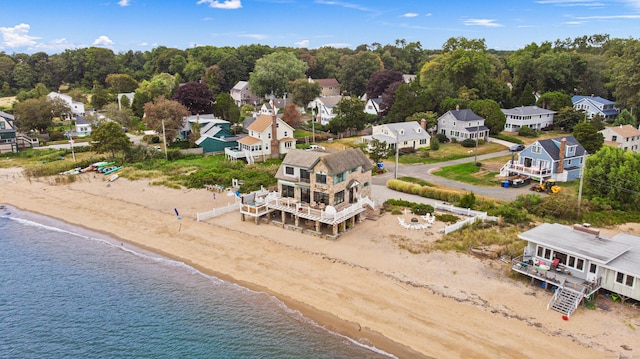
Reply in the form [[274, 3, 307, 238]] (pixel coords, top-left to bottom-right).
[[500, 161, 552, 179]]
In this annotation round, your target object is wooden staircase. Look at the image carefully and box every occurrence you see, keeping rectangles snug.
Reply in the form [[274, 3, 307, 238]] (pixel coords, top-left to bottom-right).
[[547, 284, 585, 317]]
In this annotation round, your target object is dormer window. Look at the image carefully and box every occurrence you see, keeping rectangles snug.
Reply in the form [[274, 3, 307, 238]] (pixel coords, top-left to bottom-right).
[[399, 129, 404, 135], [566, 145, 576, 156]]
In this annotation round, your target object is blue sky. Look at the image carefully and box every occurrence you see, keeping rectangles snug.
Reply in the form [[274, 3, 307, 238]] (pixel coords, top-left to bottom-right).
[[1, 0, 640, 54]]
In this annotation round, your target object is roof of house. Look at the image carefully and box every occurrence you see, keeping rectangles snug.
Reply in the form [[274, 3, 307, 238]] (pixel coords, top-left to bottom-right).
[[536, 135, 587, 159], [601, 125, 640, 138], [0, 111, 15, 121], [403, 74, 416, 83], [446, 109, 484, 122], [280, 148, 373, 176], [186, 114, 227, 125], [238, 136, 262, 145], [314, 78, 340, 87], [382, 122, 430, 141], [608, 233, 640, 276], [572, 95, 615, 105], [75, 118, 91, 125], [316, 96, 343, 108], [502, 106, 556, 116], [247, 114, 274, 132], [232, 81, 249, 91], [518, 223, 631, 265]]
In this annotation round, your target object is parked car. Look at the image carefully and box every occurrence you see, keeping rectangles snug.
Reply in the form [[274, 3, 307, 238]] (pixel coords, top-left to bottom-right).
[[509, 144, 525, 152]]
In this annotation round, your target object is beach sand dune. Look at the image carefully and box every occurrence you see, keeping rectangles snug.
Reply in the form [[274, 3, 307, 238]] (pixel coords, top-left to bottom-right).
[[1, 168, 638, 358]]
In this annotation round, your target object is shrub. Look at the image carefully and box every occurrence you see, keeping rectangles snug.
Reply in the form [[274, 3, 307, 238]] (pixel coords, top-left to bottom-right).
[[430, 136, 439, 151], [458, 192, 476, 208], [399, 147, 416, 155], [436, 133, 449, 143], [518, 126, 537, 138], [412, 203, 434, 215], [49, 130, 65, 141], [461, 139, 476, 148]]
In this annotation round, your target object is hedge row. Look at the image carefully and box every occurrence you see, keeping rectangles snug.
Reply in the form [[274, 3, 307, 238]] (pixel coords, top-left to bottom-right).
[[387, 179, 463, 203]]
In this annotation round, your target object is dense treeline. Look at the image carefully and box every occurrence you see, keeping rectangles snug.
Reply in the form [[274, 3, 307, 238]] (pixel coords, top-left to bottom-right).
[[2, 34, 637, 111]]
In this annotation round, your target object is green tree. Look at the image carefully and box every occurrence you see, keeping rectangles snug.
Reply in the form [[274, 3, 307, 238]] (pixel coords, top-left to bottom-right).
[[536, 91, 572, 111], [584, 146, 640, 209], [91, 84, 112, 110], [386, 80, 434, 122], [518, 83, 536, 106], [249, 51, 308, 98], [406, 111, 438, 132], [143, 97, 190, 142], [328, 97, 366, 134], [212, 92, 238, 124], [105, 73, 138, 93], [468, 99, 506, 135], [288, 78, 321, 110], [572, 121, 604, 154], [366, 138, 394, 164], [338, 51, 383, 96], [613, 109, 637, 127], [555, 107, 584, 132], [83, 47, 119, 87], [606, 38, 640, 110], [102, 102, 133, 128], [13, 97, 54, 133], [91, 121, 131, 159]]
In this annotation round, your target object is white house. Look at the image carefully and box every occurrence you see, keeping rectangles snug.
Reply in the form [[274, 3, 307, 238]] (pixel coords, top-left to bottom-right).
[[230, 81, 259, 107], [74, 118, 92, 137], [225, 113, 296, 162], [600, 125, 640, 153], [364, 98, 383, 116], [117, 92, 135, 110], [47, 92, 85, 116], [310, 96, 343, 125], [572, 95, 619, 120], [502, 106, 556, 133], [361, 121, 430, 151], [437, 109, 489, 142]]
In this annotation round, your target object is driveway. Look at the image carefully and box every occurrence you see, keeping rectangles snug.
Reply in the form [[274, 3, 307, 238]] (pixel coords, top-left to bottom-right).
[[372, 139, 534, 202]]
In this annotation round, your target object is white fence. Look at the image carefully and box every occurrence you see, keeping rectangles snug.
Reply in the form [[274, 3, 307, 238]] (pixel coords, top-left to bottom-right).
[[197, 202, 240, 221], [435, 203, 497, 234]]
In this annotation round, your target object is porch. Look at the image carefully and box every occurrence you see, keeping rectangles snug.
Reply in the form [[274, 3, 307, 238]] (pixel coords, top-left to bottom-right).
[[500, 160, 552, 179]]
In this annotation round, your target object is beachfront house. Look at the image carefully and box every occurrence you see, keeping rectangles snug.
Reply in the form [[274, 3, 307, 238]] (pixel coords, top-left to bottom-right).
[[74, 118, 92, 137], [239, 148, 376, 237], [436, 108, 489, 142], [0, 111, 17, 153], [225, 113, 295, 163], [599, 125, 640, 153], [502, 106, 556, 133], [500, 136, 587, 182], [511, 223, 640, 316], [572, 95, 619, 120], [360, 121, 430, 151]]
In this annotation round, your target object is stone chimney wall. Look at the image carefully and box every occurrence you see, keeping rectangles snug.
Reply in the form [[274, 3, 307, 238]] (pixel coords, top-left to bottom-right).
[[420, 118, 426, 130], [270, 114, 279, 158], [557, 138, 566, 173]]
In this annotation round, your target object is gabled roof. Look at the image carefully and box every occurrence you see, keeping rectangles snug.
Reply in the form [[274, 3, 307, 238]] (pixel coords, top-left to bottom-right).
[[572, 95, 615, 106], [280, 148, 373, 175], [232, 81, 249, 91], [601, 125, 640, 138], [247, 114, 274, 132], [316, 96, 343, 108], [536, 135, 587, 159], [502, 106, 556, 116], [608, 233, 640, 277], [0, 111, 15, 121], [446, 109, 484, 122], [238, 136, 261, 145], [383, 122, 430, 141], [314, 78, 340, 87], [519, 223, 631, 264], [186, 114, 227, 125]]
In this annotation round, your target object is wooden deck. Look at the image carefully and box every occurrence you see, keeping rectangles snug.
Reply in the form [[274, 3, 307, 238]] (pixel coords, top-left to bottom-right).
[[511, 256, 601, 297]]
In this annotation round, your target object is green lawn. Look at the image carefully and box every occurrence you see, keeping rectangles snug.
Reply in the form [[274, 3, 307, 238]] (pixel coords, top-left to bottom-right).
[[431, 162, 501, 187], [398, 142, 506, 164]]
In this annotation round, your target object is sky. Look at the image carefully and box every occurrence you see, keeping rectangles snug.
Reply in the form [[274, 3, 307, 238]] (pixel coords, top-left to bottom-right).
[[1, 0, 640, 54]]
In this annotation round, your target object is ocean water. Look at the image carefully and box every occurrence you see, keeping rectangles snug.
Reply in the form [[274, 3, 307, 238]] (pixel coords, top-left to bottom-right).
[[0, 206, 391, 359]]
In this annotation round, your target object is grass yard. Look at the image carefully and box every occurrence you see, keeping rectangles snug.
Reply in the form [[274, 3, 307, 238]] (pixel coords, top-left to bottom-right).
[[431, 162, 502, 187], [399, 142, 507, 165]]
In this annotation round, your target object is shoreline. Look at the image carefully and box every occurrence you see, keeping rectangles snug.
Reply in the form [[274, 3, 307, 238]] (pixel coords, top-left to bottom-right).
[[3, 204, 415, 358], [2, 168, 638, 358]]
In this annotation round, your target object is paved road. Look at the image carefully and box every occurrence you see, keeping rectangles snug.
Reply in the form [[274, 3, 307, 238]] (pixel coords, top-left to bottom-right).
[[372, 139, 533, 202]]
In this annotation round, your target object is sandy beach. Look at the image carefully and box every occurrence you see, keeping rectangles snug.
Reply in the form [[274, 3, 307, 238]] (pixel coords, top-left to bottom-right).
[[1, 167, 639, 358]]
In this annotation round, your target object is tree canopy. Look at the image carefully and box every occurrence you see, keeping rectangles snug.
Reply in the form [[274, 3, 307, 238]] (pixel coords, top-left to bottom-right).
[[91, 121, 131, 159], [172, 81, 214, 114], [288, 78, 321, 109], [143, 97, 190, 142], [584, 146, 640, 209], [248, 51, 308, 98], [572, 121, 604, 154]]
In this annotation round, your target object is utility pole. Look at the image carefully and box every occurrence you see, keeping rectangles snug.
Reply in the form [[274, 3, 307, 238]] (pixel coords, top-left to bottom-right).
[[162, 119, 168, 161], [474, 121, 479, 165], [577, 153, 587, 218], [395, 131, 399, 179]]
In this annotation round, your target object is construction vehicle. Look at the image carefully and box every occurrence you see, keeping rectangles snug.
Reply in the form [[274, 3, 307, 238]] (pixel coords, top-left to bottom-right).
[[530, 179, 561, 194]]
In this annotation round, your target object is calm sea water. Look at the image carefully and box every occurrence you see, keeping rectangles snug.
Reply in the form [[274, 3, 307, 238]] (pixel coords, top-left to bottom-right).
[[0, 206, 391, 359]]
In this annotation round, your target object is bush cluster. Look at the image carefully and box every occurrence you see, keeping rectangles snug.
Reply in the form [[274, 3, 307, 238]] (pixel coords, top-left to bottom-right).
[[387, 179, 462, 203]]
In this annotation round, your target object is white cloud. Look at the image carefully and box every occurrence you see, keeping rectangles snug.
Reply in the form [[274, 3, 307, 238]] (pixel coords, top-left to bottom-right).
[[321, 42, 351, 48], [564, 20, 586, 24], [536, 0, 605, 6], [93, 35, 115, 47], [202, 17, 214, 21], [238, 33, 266, 40], [425, 13, 432, 16], [294, 39, 309, 47], [576, 14, 640, 19], [118, 0, 131, 6], [402, 13, 419, 18], [139, 42, 148, 46], [197, 0, 242, 9], [315, 0, 375, 13], [0, 23, 40, 48], [463, 19, 503, 27]]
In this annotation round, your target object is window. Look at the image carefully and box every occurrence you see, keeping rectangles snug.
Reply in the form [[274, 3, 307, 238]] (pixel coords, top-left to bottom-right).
[[616, 272, 625, 284], [566, 256, 584, 271], [334, 190, 345, 205], [284, 131, 288, 137], [281, 184, 294, 198], [626, 275, 635, 287], [537, 246, 544, 257], [314, 191, 329, 205], [0, 122, 5, 129], [316, 173, 326, 184], [532, 145, 541, 154], [334, 172, 346, 184], [612, 135, 617, 142], [285, 166, 294, 175], [300, 170, 310, 183], [285, 142, 292, 148], [544, 248, 552, 260], [589, 263, 597, 274]]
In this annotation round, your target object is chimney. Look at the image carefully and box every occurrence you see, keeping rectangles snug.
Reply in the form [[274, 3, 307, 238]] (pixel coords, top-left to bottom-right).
[[557, 138, 567, 173], [270, 113, 279, 158], [455, 105, 460, 111], [573, 224, 600, 237], [420, 118, 426, 130]]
